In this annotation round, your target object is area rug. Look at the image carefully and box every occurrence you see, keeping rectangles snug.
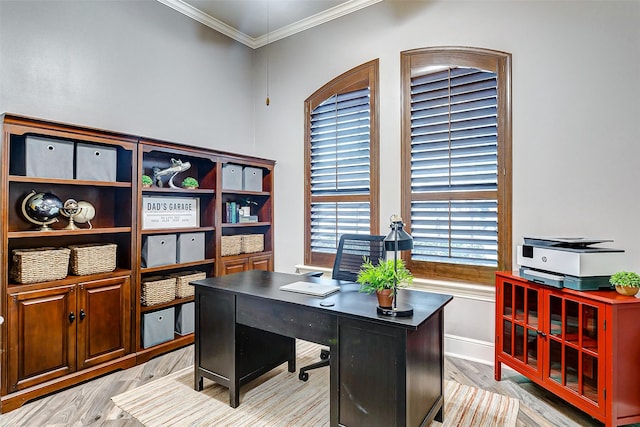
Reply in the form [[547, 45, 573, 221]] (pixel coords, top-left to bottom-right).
[[112, 341, 518, 427]]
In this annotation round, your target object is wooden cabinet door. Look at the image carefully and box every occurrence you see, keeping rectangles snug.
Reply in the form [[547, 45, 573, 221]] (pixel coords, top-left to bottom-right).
[[76, 276, 131, 370], [249, 254, 273, 271], [220, 258, 249, 276], [7, 285, 77, 392]]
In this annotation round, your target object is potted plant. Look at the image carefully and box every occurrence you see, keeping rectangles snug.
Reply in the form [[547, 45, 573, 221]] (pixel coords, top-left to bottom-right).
[[356, 258, 413, 308], [181, 177, 199, 189], [141, 174, 153, 187], [609, 271, 640, 296]]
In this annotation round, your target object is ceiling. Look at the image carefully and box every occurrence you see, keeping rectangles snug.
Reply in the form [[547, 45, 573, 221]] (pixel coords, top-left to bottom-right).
[[157, 0, 382, 49]]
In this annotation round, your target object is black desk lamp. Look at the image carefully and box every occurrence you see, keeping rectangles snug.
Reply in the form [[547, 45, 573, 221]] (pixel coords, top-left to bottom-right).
[[379, 215, 414, 317]]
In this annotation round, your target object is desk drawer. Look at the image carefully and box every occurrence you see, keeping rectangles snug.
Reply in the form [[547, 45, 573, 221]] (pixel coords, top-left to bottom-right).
[[237, 297, 335, 345]]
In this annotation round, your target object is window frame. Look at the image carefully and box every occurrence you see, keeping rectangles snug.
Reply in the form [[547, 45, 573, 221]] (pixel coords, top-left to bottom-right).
[[400, 47, 512, 285], [304, 59, 380, 268]]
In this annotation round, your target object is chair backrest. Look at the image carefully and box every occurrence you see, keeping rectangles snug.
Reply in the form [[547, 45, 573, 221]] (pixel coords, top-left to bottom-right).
[[332, 234, 386, 282]]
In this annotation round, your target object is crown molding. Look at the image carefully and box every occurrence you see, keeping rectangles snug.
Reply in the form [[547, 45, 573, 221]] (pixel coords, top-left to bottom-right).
[[157, 0, 255, 47], [157, 0, 382, 49], [252, 0, 382, 48]]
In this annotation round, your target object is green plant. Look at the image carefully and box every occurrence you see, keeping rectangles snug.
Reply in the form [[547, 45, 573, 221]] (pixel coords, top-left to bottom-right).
[[141, 175, 152, 186], [181, 177, 199, 188], [609, 271, 640, 287], [356, 258, 413, 294]]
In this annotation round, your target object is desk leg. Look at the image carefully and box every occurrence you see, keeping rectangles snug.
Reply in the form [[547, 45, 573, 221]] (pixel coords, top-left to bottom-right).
[[230, 377, 239, 408], [288, 339, 296, 373], [436, 404, 444, 423], [329, 341, 338, 427], [195, 368, 203, 391]]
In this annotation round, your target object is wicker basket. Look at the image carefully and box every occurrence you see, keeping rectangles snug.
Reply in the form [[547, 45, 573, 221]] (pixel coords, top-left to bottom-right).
[[241, 234, 264, 254], [141, 276, 176, 306], [221, 235, 242, 256], [11, 247, 71, 284], [170, 270, 206, 298], [69, 243, 117, 275]]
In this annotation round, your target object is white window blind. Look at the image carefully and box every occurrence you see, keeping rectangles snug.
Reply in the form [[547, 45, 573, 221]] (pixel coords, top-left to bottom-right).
[[309, 88, 371, 252], [410, 67, 498, 267], [310, 202, 371, 253]]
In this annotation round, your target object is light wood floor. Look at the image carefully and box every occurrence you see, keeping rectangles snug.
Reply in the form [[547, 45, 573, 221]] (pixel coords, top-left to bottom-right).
[[0, 344, 623, 427]]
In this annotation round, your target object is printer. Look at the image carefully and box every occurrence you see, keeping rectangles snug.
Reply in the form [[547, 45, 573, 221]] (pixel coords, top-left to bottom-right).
[[517, 237, 625, 290]]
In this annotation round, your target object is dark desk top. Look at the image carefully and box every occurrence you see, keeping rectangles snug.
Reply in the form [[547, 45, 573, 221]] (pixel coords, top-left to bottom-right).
[[192, 270, 453, 330]]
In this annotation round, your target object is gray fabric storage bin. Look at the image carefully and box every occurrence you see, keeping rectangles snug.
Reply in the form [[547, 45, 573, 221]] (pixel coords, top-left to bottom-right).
[[177, 232, 205, 263], [175, 302, 194, 335], [141, 234, 176, 268], [242, 166, 263, 192], [142, 307, 175, 348], [75, 142, 117, 181], [222, 164, 243, 190], [25, 136, 74, 179]]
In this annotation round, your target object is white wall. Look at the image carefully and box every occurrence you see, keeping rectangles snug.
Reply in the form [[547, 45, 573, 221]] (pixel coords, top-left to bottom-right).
[[1, 0, 638, 364], [0, 0, 256, 153], [253, 0, 640, 363], [254, 0, 640, 275]]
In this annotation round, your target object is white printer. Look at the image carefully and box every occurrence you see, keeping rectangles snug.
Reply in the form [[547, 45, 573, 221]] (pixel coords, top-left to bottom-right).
[[517, 237, 625, 290]]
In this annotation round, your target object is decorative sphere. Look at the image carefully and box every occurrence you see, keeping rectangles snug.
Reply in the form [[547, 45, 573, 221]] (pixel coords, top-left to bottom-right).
[[23, 192, 63, 224], [74, 201, 96, 224], [62, 199, 80, 215]]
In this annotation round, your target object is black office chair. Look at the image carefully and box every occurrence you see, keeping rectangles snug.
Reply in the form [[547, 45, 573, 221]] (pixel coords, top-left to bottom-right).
[[298, 234, 386, 381]]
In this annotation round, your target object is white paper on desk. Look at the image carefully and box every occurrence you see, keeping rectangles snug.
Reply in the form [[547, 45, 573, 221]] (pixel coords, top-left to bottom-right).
[[279, 281, 340, 297]]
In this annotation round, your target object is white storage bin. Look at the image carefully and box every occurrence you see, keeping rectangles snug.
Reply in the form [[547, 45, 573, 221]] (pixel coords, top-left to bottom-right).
[[75, 142, 117, 181], [177, 232, 205, 263], [24, 136, 74, 179], [142, 234, 177, 268], [222, 164, 243, 190], [242, 166, 263, 192], [142, 307, 175, 348], [175, 302, 195, 335]]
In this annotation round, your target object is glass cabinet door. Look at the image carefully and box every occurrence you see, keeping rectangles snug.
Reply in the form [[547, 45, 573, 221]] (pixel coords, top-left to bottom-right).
[[499, 279, 541, 377], [546, 292, 602, 406]]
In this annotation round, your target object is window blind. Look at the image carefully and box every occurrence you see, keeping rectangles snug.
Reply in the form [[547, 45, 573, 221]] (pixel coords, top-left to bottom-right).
[[310, 88, 371, 196], [410, 67, 498, 267], [310, 201, 371, 253], [308, 88, 371, 254], [410, 200, 498, 266]]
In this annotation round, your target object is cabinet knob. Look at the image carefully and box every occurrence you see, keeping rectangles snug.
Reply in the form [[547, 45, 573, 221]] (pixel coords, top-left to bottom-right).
[[79, 309, 86, 320], [537, 330, 546, 338], [69, 312, 76, 323]]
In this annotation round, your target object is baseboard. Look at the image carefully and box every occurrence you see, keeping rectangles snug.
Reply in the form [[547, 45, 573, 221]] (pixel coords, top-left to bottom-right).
[[444, 333, 494, 365]]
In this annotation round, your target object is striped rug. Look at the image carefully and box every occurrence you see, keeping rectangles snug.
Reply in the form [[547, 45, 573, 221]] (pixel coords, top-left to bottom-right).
[[112, 341, 518, 426]]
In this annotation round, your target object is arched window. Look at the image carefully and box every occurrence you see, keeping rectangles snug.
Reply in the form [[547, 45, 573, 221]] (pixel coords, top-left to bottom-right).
[[401, 47, 512, 284], [304, 59, 380, 268]]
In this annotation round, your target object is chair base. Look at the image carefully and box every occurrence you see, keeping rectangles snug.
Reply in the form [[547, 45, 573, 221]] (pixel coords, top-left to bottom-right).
[[299, 349, 330, 381]]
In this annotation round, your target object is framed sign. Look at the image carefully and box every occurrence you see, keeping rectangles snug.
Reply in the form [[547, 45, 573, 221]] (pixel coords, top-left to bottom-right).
[[142, 196, 199, 229]]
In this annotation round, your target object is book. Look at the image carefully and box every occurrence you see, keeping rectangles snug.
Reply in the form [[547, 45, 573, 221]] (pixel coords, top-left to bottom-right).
[[225, 202, 237, 223], [230, 202, 237, 223]]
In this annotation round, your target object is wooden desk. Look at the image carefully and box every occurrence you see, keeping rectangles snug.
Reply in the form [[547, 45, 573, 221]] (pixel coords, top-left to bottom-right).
[[192, 270, 452, 427]]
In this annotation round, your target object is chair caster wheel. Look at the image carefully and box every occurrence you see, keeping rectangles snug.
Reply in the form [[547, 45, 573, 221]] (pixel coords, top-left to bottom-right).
[[299, 372, 309, 382]]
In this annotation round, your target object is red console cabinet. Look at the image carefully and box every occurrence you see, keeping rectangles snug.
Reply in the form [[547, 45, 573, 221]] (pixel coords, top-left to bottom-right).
[[495, 271, 640, 427]]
